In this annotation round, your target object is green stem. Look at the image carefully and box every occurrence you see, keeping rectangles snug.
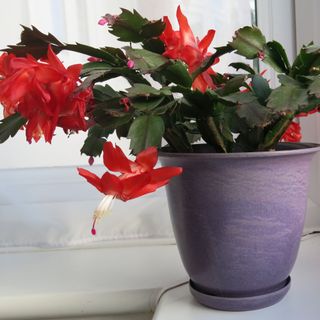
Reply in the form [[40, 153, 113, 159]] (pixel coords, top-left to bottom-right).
[[163, 127, 193, 153], [191, 45, 234, 82], [258, 115, 294, 151], [197, 116, 228, 153]]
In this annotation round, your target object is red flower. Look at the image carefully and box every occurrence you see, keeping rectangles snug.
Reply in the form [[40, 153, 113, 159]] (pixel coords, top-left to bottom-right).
[[0, 45, 93, 143], [281, 107, 320, 143], [159, 6, 218, 92], [281, 121, 302, 142], [78, 142, 183, 235], [78, 142, 183, 201]]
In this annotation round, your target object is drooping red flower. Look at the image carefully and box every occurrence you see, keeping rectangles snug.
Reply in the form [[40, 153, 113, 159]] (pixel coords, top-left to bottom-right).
[[0, 45, 93, 143], [159, 6, 218, 92], [281, 121, 302, 142], [78, 142, 183, 201]]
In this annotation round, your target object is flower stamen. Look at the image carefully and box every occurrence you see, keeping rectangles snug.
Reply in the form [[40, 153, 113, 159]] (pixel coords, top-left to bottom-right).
[[91, 195, 114, 235]]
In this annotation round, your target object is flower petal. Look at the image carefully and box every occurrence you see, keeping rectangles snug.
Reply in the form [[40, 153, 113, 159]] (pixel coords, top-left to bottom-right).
[[103, 142, 134, 173], [119, 173, 151, 201], [192, 70, 216, 92], [161, 16, 174, 39], [100, 171, 123, 196], [45, 45, 66, 73], [66, 64, 82, 80], [128, 166, 183, 200], [198, 30, 216, 54], [176, 5, 196, 47], [135, 146, 158, 171], [77, 168, 103, 193], [150, 166, 183, 182], [281, 122, 302, 142]]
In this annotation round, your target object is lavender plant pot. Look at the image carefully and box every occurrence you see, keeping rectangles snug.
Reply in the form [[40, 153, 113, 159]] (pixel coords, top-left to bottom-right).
[[159, 143, 320, 311]]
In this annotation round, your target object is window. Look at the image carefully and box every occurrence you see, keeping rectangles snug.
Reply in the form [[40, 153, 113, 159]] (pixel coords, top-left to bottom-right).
[[6, 1, 318, 251]]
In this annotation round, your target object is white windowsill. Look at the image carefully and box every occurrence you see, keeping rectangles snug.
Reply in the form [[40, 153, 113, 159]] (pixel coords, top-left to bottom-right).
[[153, 235, 320, 320], [1, 235, 320, 319], [1, 164, 320, 319], [0, 240, 187, 319]]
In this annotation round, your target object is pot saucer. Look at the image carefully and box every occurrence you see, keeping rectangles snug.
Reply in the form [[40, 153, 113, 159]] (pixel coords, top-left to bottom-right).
[[189, 277, 291, 311]]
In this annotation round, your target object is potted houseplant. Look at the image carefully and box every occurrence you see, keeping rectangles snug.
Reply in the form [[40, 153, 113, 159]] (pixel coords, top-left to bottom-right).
[[1, 6, 320, 311]]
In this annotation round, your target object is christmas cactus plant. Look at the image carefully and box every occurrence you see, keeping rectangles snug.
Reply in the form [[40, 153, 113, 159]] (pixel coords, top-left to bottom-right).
[[1, 6, 320, 232]]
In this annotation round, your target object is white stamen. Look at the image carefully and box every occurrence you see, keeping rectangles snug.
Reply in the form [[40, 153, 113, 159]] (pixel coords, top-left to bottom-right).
[[93, 195, 114, 222]]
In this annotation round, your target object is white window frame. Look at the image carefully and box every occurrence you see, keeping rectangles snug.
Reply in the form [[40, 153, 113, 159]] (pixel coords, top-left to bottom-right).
[[294, 0, 320, 228], [294, 0, 320, 146], [257, 0, 320, 229]]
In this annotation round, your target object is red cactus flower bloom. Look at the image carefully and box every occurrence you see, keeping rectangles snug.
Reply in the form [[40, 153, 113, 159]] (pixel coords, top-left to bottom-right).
[[282, 107, 320, 143], [78, 142, 183, 201], [159, 6, 218, 92], [281, 121, 302, 142], [78, 142, 183, 235], [267, 74, 319, 145], [0, 45, 93, 143]]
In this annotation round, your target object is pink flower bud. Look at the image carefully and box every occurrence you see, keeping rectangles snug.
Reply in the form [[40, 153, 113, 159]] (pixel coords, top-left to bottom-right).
[[88, 156, 94, 166], [127, 60, 135, 69], [258, 51, 265, 60], [119, 97, 131, 112], [98, 18, 108, 26]]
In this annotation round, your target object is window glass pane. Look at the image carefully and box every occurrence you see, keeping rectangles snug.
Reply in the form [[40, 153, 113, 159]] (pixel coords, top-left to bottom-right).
[[0, 0, 255, 169]]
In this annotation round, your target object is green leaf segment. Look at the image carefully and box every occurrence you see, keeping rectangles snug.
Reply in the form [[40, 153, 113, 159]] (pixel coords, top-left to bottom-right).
[[0, 113, 27, 143]]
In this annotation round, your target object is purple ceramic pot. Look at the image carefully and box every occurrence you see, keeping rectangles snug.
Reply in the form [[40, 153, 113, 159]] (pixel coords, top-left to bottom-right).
[[159, 143, 320, 311]]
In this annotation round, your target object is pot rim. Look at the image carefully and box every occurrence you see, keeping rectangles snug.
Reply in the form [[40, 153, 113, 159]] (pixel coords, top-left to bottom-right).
[[159, 142, 320, 159]]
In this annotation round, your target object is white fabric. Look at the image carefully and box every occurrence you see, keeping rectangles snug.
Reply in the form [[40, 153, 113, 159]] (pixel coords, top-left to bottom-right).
[[2, 164, 319, 250], [0, 166, 174, 249]]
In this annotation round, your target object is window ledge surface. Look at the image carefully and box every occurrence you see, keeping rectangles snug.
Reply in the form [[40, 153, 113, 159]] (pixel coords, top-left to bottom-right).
[[1, 234, 319, 319], [0, 241, 187, 319], [153, 235, 320, 320]]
